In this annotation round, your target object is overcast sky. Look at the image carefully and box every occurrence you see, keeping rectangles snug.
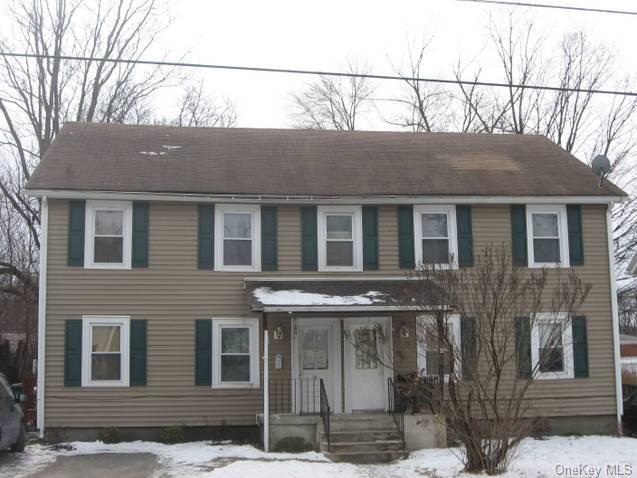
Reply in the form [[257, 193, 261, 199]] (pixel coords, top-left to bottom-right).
[[148, 0, 637, 129]]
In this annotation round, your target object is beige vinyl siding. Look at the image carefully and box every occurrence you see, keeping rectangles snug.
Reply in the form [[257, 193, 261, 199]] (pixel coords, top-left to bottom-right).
[[44, 200, 617, 428]]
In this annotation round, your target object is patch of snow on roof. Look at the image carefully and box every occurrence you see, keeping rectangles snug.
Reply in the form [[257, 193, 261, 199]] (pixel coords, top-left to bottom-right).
[[139, 151, 167, 156], [161, 145, 182, 150], [253, 287, 385, 306]]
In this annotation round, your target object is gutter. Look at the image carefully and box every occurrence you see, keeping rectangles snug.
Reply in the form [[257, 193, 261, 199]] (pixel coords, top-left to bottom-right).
[[36, 197, 48, 438], [606, 204, 624, 433]]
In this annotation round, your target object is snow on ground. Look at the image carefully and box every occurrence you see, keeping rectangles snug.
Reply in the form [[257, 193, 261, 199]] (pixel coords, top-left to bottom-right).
[[4, 435, 637, 478], [253, 287, 385, 305]]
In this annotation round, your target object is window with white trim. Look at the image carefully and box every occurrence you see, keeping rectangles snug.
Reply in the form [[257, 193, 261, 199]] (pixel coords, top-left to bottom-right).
[[85, 201, 132, 269], [414, 205, 458, 268], [212, 318, 259, 388], [531, 314, 574, 380], [416, 314, 462, 380], [81, 316, 130, 387], [526, 205, 570, 268], [317, 206, 363, 271], [214, 204, 261, 272]]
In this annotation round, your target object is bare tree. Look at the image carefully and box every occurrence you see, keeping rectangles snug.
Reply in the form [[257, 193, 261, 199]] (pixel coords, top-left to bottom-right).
[[170, 80, 237, 128], [389, 247, 591, 474], [291, 61, 374, 130]]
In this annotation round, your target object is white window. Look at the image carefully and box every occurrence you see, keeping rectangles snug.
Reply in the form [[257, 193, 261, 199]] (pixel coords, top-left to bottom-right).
[[81, 316, 130, 387], [526, 205, 570, 268], [211, 318, 260, 388], [85, 201, 132, 269], [414, 205, 458, 268], [317, 205, 363, 272], [416, 314, 462, 380], [214, 204, 261, 272], [531, 314, 574, 380]]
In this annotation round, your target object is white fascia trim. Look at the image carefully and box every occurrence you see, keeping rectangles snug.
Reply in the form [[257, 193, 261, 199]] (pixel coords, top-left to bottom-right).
[[526, 204, 570, 269], [606, 206, 624, 432], [24, 189, 625, 205], [36, 197, 48, 437], [256, 305, 430, 313], [243, 275, 417, 284]]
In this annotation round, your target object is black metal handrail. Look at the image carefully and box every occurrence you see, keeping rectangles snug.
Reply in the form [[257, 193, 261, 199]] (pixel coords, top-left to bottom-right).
[[387, 377, 406, 448], [319, 378, 331, 452]]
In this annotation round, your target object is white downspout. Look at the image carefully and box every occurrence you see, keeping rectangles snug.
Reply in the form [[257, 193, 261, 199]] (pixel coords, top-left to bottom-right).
[[263, 328, 270, 451], [606, 204, 623, 433], [36, 196, 48, 438]]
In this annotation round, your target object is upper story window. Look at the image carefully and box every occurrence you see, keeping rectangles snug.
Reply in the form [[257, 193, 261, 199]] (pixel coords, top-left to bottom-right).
[[214, 204, 261, 272], [85, 201, 132, 269], [317, 206, 363, 272], [81, 316, 130, 387], [416, 314, 462, 380], [531, 314, 574, 380], [526, 205, 569, 268], [414, 205, 458, 268]]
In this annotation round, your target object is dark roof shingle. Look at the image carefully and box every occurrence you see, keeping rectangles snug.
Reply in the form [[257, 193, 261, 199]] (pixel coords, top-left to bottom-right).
[[25, 122, 626, 197]]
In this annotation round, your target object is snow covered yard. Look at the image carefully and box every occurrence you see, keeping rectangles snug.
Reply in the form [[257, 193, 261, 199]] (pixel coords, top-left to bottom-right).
[[1, 435, 636, 478]]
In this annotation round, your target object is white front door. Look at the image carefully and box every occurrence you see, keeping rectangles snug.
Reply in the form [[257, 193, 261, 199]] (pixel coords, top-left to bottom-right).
[[295, 319, 341, 414], [344, 318, 392, 412]]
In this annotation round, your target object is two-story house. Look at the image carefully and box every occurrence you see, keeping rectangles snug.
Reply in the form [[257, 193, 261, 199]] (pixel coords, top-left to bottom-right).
[[26, 124, 625, 459]]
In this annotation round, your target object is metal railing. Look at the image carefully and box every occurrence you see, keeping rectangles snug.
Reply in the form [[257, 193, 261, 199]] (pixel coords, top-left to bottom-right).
[[319, 378, 331, 452], [270, 377, 325, 415], [387, 377, 405, 448]]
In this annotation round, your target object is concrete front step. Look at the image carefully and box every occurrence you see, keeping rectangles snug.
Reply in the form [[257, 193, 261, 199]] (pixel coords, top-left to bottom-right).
[[324, 450, 409, 464], [321, 439, 404, 453], [322, 429, 402, 443], [328, 415, 397, 432]]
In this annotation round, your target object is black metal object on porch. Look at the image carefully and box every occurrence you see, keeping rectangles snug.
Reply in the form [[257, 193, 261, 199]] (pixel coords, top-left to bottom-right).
[[319, 378, 331, 452]]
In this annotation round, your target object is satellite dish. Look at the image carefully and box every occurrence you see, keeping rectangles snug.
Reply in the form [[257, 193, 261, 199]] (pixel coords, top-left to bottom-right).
[[591, 155, 611, 177]]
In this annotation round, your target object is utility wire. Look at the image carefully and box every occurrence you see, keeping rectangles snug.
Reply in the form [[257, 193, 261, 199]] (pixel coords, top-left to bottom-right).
[[2, 51, 637, 97], [456, 0, 637, 16]]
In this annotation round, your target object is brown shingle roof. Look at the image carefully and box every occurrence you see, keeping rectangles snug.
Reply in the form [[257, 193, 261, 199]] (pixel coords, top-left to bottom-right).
[[25, 122, 626, 197]]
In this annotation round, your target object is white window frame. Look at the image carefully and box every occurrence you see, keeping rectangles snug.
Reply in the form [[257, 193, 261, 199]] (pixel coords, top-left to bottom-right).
[[416, 314, 462, 381], [413, 205, 458, 269], [84, 200, 132, 269], [317, 205, 363, 272], [211, 318, 260, 389], [214, 204, 261, 272], [81, 315, 130, 388], [526, 204, 570, 268], [531, 313, 574, 380]]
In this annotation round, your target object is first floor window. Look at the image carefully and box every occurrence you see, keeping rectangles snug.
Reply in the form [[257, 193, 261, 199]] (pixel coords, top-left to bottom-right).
[[416, 315, 461, 380], [82, 316, 130, 387], [318, 206, 363, 271], [526, 205, 569, 267], [212, 318, 259, 388], [215, 205, 261, 271], [414, 205, 458, 268], [531, 314, 574, 379], [85, 201, 132, 269]]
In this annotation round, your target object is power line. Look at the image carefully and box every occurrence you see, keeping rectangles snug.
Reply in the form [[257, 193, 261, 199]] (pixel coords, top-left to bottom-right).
[[456, 0, 637, 16], [2, 51, 637, 98]]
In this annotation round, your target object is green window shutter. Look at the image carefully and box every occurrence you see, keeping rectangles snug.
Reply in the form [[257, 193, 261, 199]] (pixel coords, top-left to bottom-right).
[[397, 205, 415, 269], [132, 202, 150, 268], [362, 206, 379, 270], [64, 319, 82, 387], [461, 316, 476, 379], [510, 205, 528, 267], [130, 319, 147, 386], [456, 205, 474, 267], [572, 316, 589, 378], [68, 200, 86, 267], [567, 205, 584, 266], [198, 204, 214, 270], [195, 319, 212, 386], [515, 316, 532, 379], [301, 206, 318, 271], [261, 206, 278, 271]]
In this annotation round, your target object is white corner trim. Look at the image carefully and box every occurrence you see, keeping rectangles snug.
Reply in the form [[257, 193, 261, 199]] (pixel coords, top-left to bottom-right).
[[214, 204, 262, 272], [526, 204, 570, 268], [36, 197, 48, 437], [263, 329, 269, 452], [317, 205, 363, 272], [81, 316, 131, 388], [606, 206, 624, 432], [24, 188, 626, 205]]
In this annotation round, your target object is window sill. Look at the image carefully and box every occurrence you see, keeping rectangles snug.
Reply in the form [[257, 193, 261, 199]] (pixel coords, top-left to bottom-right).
[[318, 266, 363, 273], [528, 263, 570, 269], [81, 381, 129, 388], [211, 383, 260, 389], [534, 372, 574, 380], [214, 265, 262, 273], [84, 263, 131, 270]]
